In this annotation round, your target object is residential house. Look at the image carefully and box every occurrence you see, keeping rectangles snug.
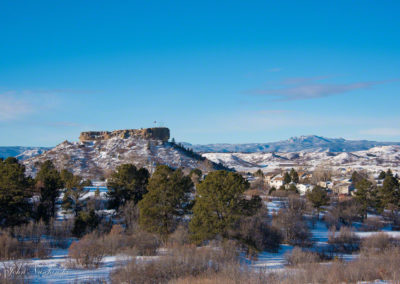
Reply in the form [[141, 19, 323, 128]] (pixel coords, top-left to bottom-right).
[[317, 181, 333, 189], [333, 179, 354, 195], [297, 184, 314, 195], [269, 175, 284, 188]]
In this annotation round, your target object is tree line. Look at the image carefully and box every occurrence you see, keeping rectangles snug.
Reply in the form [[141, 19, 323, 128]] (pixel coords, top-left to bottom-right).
[[0, 157, 280, 254]]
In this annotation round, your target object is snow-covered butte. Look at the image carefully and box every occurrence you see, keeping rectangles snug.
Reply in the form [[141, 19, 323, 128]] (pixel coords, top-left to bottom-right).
[[22, 129, 225, 179]]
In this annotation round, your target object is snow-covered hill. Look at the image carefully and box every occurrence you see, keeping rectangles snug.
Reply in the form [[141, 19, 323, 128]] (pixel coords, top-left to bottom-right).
[[184, 135, 400, 153], [202, 145, 400, 174], [0, 146, 50, 160], [23, 137, 226, 179]]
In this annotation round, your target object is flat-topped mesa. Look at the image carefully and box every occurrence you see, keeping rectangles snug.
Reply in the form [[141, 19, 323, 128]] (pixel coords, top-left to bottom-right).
[[79, 127, 170, 142]]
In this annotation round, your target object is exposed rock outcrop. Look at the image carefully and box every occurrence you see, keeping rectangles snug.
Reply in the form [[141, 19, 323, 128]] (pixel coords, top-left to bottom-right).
[[23, 127, 227, 179], [79, 127, 170, 142]]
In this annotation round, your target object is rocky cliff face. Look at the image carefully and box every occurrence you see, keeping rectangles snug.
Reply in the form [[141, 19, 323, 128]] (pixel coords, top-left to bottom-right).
[[23, 128, 224, 179], [79, 127, 170, 142]]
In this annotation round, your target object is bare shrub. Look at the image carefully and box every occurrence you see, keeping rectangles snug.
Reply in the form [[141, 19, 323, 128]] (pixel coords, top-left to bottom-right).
[[323, 207, 340, 229], [286, 196, 308, 215], [101, 224, 125, 255], [120, 200, 140, 233], [273, 247, 400, 284], [12, 220, 46, 242], [111, 242, 239, 284], [285, 247, 320, 266], [171, 264, 272, 284], [272, 200, 312, 247], [73, 225, 160, 258], [0, 231, 50, 260], [324, 200, 362, 229], [168, 225, 190, 247], [337, 199, 362, 226], [361, 217, 384, 231], [101, 228, 160, 256], [361, 233, 399, 255], [48, 218, 74, 248], [312, 166, 332, 183], [111, 243, 400, 284], [383, 211, 400, 230], [231, 210, 282, 256], [127, 230, 160, 256], [269, 190, 290, 198], [328, 226, 360, 253], [68, 233, 104, 268], [0, 233, 19, 260]]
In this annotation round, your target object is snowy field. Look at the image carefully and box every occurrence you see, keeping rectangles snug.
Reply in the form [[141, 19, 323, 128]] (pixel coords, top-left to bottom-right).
[[245, 198, 400, 270]]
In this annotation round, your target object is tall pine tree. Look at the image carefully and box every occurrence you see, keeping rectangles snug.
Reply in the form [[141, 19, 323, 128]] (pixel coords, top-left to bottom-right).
[[35, 161, 63, 222], [107, 164, 150, 209], [138, 165, 192, 240], [189, 170, 260, 244], [290, 168, 299, 183], [378, 169, 399, 212], [0, 157, 33, 227], [61, 169, 88, 216]]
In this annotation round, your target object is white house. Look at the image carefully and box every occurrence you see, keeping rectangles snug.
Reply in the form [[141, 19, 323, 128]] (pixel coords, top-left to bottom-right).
[[333, 180, 353, 195], [269, 175, 284, 188], [297, 184, 314, 195], [317, 181, 333, 189]]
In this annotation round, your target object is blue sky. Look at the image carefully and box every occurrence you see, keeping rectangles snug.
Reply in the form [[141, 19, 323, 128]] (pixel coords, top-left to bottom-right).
[[0, 0, 399, 146]]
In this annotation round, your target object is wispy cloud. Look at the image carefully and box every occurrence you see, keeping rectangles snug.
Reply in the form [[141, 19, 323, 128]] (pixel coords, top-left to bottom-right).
[[0, 95, 33, 121], [281, 75, 332, 85], [257, 109, 291, 115], [47, 121, 81, 128], [0, 88, 72, 121], [247, 78, 398, 101], [267, 67, 283, 73], [360, 128, 400, 137]]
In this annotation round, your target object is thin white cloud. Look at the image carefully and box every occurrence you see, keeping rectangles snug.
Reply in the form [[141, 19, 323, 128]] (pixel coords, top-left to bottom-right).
[[360, 128, 400, 137], [247, 78, 399, 101], [281, 75, 332, 85], [0, 95, 33, 121], [267, 67, 283, 72], [0, 88, 71, 121], [47, 121, 81, 128], [257, 109, 291, 115]]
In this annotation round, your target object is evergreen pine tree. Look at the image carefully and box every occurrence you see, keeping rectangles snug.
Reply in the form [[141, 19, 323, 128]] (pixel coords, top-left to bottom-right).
[[0, 157, 33, 227], [378, 169, 399, 211], [254, 169, 264, 178], [35, 160, 63, 222], [107, 164, 149, 209], [353, 178, 375, 218], [189, 170, 256, 244], [138, 165, 193, 240], [287, 183, 299, 194], [306, 186, 329, 219], [283, 172, 291, 184], [61, 170, 88, 216], [378, 170, 386, 180], [290, 168, 299, 183]]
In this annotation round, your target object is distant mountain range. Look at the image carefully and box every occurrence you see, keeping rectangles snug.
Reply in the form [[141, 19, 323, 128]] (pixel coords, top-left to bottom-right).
[[202, 145, 400, 174], [182, 135, 400, 153], [0, 147, 50, 160]]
